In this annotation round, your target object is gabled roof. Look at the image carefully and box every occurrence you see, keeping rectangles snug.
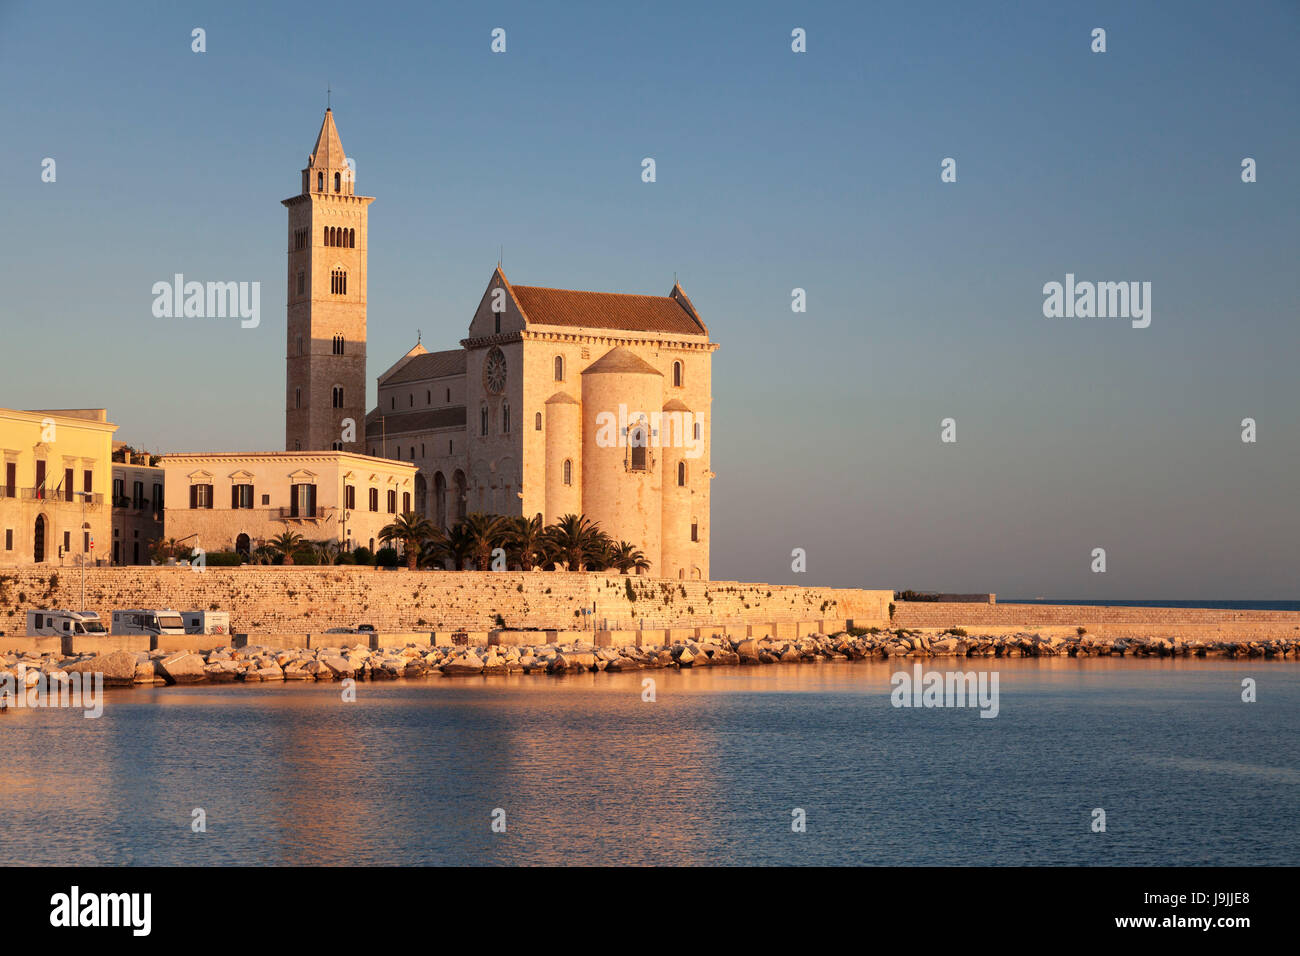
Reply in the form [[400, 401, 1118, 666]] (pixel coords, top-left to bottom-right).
[[382, 348, 468, 386], [581, 347, 663, 376], [365, 406, 467, 438], [510, 283, 708, 337], [309, 108, 346, 169]]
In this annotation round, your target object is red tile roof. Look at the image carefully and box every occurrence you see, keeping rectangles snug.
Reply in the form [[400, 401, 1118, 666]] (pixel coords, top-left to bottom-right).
[[511, 285, 706, 336]]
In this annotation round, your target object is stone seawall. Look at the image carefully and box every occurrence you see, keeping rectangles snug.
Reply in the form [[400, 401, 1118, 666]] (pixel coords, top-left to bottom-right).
[[892, 601, 1300, 642], [0, 567, 891, 635]]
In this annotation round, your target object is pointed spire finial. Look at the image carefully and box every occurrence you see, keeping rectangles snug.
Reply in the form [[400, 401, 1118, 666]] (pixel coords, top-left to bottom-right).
[[327, 83, 331, 110], [417, 328, 421, 344]]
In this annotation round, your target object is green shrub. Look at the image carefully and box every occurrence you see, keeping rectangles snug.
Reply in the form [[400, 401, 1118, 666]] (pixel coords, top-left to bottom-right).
[[291, 548, 320, 565], [945, 627, 967, 637], [204, 551, 243, 567], [351, 547, 374, 566], [375, 547, 399, 568], [335, 553, 355, 565]]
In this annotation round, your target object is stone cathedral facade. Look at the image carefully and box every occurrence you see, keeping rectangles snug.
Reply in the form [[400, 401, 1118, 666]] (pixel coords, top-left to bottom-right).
[[286, 110, 716, 579]]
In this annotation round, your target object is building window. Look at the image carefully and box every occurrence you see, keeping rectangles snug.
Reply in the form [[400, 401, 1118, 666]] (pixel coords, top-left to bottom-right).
[[333, 334, 344, 354], [332, 441, 342, 451], [4, 462, 15, 498], [332, 386, 344, 408], [113, 477, 124, 503], [445, 388, 451, 403], [190, 484, 213, 509], [535, 412, 542, 431], [678, 461, 686, 486], [480, 405, 489, 436], [334, 171, 341, 192], [494, 313, 501, 334], [448, 440, 453, 454], [409, 393, 414, 407], [317, 172, 324, 191], [426, 390, 431, 405], [409, 447, 415, 460], [403, 492, 411, 513], [562, 459, 572, 486], [553, 355, 564, 381], [631, 443, 647, 471], [502, 401, 510, 434], [390, 396, 395, 410], [331, 270, 347, 295], [4, 529, 11, 551], [153, 483, 163, 518], [344, 485, 355, 509], [295, 387, 301, 409], [694, 422, 701, 441], [629, 423, 649, 471], [297, 270, 305, 295], [232, 484, 254, 509], [295, 440, 301, 450], [132, 480, 144, 509], [420, 444, 425, 457], [83, 470, 93, 494], [348, 228, 355, 248], [691, 521, 699, 542], [65, 468, 75, 502], [290, 483, 317, 518], [368, 488, 379, 512], [673, 361, 683, 387], [386, 489, 397, 514]]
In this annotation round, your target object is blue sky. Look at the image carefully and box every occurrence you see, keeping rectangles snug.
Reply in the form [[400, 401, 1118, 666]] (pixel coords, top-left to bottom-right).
[[1, 0, 1296, 597]]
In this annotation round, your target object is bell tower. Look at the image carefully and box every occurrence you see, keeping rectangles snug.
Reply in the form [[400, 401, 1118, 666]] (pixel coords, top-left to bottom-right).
[[282, 108, 373, 453]]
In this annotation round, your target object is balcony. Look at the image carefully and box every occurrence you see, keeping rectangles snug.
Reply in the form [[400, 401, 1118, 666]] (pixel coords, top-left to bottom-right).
[[16, 489, 103, 509], [274, 506, 335, 523]]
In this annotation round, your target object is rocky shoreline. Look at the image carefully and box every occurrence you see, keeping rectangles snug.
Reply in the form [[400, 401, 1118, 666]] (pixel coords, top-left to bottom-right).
[[2, 629, 1298, 690]]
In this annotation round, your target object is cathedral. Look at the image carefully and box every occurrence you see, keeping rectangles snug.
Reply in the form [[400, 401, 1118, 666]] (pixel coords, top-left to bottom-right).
[[283, 109, 716, 579]]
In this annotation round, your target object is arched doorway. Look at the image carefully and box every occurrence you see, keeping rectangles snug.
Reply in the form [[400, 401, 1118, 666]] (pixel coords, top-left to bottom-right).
[[453, 470, 467, 522], [235, 533, 251, 559], [33, 515, 46, 563], [434, 471, 447, 528]]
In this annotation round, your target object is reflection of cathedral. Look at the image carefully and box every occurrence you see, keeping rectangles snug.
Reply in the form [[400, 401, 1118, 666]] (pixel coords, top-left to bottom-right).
[[286, 109, 717, 579]]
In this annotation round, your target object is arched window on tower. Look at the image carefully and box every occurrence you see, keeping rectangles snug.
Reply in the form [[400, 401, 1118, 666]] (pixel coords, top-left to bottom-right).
[[534, 412, 542, 431], [677, 461, 686, 486], [317, 172, 324, 191], [562, 459, 572, 486], [673, 361, 683, 387], [334, 172, 341, 192], [349, 228, 355, 248], [332, 386, 343, 408], [480, 405, 489, 436], [502, 401, 510, 434], [553, 355, 564, 381]]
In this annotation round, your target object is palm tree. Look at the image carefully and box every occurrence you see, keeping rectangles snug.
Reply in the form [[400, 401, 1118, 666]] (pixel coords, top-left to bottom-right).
[[422, 521, 469, 570], [543, 514, 606, 571], [609, 540, 651, 574], [506, 514, 546, 571], [269, 530, 305, 564], [380, 512, 437, 571], [313, 539, 342, 566], [462, 512, 511, 571]]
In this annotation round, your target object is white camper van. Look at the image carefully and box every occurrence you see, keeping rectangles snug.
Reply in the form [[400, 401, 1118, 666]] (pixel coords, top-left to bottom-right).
[[27, 610, 108, 637], [181, 611, 230, 635], [112, 609, 186, 637]]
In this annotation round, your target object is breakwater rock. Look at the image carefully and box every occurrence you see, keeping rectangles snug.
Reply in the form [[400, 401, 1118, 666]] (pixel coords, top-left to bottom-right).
[[2, 629, 1296, 691]]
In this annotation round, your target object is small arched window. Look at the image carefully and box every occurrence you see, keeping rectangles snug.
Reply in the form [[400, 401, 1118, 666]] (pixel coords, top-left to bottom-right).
[[677, 461, 686, 486], [503, 401, 511, 433], [553, 355, 564, 381], [562, 459, 572, 485], [631, 443, 647, 471], [334, 172, 341, 192], [426, 390, 431, 405], [534, 411, 542, 431], [480, 405, 489, 436], [294, 387, 301, 409], [673, 361, 683, 387], [332, 386, 344, 408], [409, 393, 414, 407], [317, 172, 324, 191], [349, 228, 355, 248]]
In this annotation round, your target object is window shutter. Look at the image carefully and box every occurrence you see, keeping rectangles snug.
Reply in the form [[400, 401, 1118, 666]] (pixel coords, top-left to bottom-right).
[[232, 485, 239, 509], [308, 484, 317, 517], [190, 485, 198, 509]]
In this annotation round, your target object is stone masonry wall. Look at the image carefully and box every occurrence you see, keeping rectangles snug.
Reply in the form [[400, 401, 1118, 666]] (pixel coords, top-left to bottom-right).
[[0, 567, 891, 635]]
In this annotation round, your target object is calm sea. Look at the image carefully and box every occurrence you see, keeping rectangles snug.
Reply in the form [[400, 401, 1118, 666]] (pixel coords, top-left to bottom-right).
[[3, 659, 1297, 865], [1003, 599, 1300, 611]]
